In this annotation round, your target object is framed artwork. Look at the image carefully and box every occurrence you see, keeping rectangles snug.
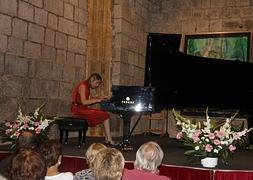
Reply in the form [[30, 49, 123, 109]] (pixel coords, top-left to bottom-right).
[[184, 32, 251, 62]]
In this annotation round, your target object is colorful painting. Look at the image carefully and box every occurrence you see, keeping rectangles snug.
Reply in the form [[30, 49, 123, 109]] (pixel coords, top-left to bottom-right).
[[185, 32, 251, 62]]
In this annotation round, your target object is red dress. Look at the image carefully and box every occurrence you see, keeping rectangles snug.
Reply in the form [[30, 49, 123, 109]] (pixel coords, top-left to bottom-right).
[[71, 80, 110, 127]]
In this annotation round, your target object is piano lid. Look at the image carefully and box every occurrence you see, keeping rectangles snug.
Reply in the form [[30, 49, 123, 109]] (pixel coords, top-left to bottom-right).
[[145, 44, 253, 113]]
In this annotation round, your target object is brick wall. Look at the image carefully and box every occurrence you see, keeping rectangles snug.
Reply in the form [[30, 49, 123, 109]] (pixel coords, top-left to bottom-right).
[[0, 0, 88, 123], [111, 0, 156, 85]]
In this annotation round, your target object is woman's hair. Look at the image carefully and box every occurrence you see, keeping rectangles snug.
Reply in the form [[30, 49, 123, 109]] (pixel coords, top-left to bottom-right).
[[134, 141, 164, 173], [16, 130, 37, 151], [39, 140, 62, 167], [87, 73, 102, 83], [92, 148, 125, 180], [85, 143, 107, 167], [8, 148, 46, 180]]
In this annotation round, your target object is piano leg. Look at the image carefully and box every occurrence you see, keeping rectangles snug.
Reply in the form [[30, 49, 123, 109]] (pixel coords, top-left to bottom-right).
[[119, 112, 134, 151], [120, 112, 143, 151]]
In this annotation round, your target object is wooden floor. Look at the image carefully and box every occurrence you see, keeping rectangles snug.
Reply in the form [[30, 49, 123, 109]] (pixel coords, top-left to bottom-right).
[[1, 133, 253, 170]]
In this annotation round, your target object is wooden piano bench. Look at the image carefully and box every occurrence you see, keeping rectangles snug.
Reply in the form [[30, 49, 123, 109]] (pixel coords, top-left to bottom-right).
[[57, 117, 88, 148]]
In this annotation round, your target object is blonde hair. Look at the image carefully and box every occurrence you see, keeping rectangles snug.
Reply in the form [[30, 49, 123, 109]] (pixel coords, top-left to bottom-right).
[[134, 141, 164, 173], [92, 148, 125, 180], [85, 143, 107, 167]]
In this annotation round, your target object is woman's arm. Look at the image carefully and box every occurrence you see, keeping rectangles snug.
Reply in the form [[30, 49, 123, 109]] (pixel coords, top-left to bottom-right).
[[79, 84, 103, 106]]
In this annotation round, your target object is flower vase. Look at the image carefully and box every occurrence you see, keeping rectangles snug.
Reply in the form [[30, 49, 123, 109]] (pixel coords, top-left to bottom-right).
[[201, 157, 218, 168]]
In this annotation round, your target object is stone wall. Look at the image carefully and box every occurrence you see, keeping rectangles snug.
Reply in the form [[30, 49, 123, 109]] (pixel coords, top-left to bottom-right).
[[149, 0, 253, 60], [111, 0, 156, 85], [0, 0, 87, 123]]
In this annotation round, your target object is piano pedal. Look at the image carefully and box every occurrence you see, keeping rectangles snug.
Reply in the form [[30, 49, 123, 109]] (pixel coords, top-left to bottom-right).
[[119, 140, 133, 151]]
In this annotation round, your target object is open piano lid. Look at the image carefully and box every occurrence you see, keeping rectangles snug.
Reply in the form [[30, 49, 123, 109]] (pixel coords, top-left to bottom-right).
[[145, 49, 253, 114]]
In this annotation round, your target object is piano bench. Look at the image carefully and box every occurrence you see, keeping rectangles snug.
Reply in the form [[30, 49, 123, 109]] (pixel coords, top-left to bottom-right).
[[57, 117, 88, 148]]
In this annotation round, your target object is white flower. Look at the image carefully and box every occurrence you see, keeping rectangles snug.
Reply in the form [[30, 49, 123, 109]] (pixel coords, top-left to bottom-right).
[[195, 146, 200, 150], [214, 149, 219, 153], [205, 138, 209, 142]]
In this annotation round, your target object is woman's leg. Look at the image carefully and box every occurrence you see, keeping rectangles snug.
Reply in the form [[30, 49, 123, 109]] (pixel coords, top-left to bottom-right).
[[103, 118, 113, 142]]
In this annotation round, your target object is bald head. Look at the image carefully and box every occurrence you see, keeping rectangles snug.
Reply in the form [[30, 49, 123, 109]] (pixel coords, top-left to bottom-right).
[[134, 141, 164, 173]]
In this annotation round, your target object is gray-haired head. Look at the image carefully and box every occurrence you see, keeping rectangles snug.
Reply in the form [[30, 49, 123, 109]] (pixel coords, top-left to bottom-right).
[[134, 141, 164, 173]]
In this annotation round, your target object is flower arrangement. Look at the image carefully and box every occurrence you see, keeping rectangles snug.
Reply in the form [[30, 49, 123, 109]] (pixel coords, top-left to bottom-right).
[[0, 103, 55, 146], [173, 108, 253, 164]]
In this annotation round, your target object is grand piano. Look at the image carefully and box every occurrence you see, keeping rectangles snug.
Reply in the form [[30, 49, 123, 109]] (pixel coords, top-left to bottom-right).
[[145, 32, 253, 145], [145, 33, 253, 116]]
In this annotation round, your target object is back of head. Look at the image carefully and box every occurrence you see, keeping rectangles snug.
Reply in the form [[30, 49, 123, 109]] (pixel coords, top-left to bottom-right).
[[92, 148, 125, 180], [16, 130, 37, 150], [85, 143, 107, 167], [39, 140, 62, 167], [8, 148, 46, 180], [134, 141, 164, 173]]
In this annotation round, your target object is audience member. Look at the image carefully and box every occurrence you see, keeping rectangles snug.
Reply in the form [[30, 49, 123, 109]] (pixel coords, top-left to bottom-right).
[[0, 130, 37, 178], [122, 141, 171, 180], [8, 148, 46, 180], [39, 140, 74, 180], [74, 143, 107, 180], [92, 148, 125, 180]]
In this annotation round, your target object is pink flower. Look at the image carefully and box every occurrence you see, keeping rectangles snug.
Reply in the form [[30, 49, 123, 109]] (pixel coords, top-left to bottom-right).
[[192, 133, 200, 143], [195, 130, 202, 136], [213, 139, 221, 145], [35, 127, 41, 134], [5, 122, 11, 127], [233, 133, 241, 140], [216, 131, 225, 139], [205, 144, 213, 152], [22, 124, 29, 129], [208, 133, 215, 140], [176, 132, 182, 139], [33, 122, 40, 126], [229, 145, 236, 152]]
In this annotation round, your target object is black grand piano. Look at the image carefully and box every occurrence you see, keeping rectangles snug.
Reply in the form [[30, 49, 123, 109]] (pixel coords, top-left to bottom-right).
[[102, 32, 253, 148]]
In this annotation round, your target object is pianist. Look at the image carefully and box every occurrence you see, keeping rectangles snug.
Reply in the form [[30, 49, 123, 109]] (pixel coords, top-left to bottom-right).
[[71, 73, 116, 146]]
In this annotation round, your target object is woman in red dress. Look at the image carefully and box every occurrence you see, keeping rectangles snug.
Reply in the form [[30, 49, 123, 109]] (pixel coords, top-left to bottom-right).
[[71, 73, 115, 145]]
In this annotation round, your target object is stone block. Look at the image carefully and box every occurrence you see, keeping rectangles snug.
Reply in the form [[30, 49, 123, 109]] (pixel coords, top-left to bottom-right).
[[210, 20, 222, 32], [51, 64, 63, 81], [29, 0, 43, 8], [18, 1, 34, 22], [0, 53, 4, 74], [59, 82, 73, 100], [41, 45, 56, 61], [75, 54, 85, 67], [56, 49, 67, 64], [35, 8, 48, 26], [24, 41, 41, 59], [12, 18, 28, 40], [44, 0, 64, 16], [62, 65, 75, 82], [46, 81, 59, 98], [78, 0, 87, 10], [48, 13, 58, 30], [0, 0, 17, 16], [66, 52, 75, 66], [29, 79, 47, 98], [67, 36, 86, 54], [55, 32, 68, 50], [5, 54, 28, 77], [196, 20, 209, 32], [113, 5, 122, 18], [64, 3, 74, 20], [28, 60, 36, 78], [78, 24, 87, 39], [7, 37, 23, 55], [0, 14, 12, 35], [58, 17, 78, 36], [2, 76, 24, 97], [28, 23, 44, 43], [69, 0, 78, 6], [35, 61, 52, 79], [45, 28, 55, 47], [74, 7, 87, 24], [0, 34, 7, 53]]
